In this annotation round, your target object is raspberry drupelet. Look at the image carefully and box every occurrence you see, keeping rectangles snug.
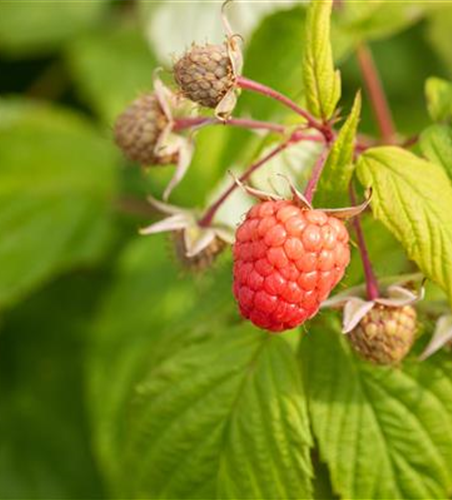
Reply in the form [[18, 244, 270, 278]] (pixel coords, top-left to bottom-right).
[[233, 200, 350, 332]]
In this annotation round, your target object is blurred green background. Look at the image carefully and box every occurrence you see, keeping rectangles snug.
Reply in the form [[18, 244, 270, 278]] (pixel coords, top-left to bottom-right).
[[0, 1, 451, 498]]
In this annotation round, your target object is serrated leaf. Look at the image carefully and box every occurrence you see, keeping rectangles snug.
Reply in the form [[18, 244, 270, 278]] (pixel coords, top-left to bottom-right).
[[356, 146, 452, 308], [315, 91, 361, 207], [124, 325, 312, 499], [0, 1, 108, 57], [299, 317, 452, 500], [303, 0, 341, 120], [420, 123, 452, 180], [0, 99, 117, 308], [425, 77, 452, 122], [89, 236, 313, 499]]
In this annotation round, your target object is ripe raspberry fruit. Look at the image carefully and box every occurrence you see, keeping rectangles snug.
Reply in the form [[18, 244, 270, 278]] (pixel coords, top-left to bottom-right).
[[174, 43, 235, 109], [232, 200, 350, 332], [349, 305, 417, 365], [114, 93, 176, 166]]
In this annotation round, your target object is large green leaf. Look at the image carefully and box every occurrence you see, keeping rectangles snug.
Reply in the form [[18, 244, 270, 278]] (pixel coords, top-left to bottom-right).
[[0, 1, 108, 57], [300, 317, 452, 500], [303, 0, 341, 120], [425, 77, 452, 122], [67, 23, 157, 124], [89, 236, 313, 499], [357, 146, 452, 307], [420, 123, 452, 180], [315, 91, 361, 207], [0, 273, 107, 499], [123, 325, 312, 500], [0, 99, 117, 308]]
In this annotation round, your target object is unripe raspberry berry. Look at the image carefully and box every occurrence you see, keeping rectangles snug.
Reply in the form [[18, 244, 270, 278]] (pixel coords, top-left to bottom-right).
[[172, 231, 227, 272], [232, 200, 350, 332], [174, 43, 235, 108], [114, 93, 176, 166], [349, 305, 417, 365]]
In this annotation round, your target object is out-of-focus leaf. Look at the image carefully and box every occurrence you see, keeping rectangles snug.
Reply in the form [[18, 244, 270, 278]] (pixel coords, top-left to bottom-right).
[[237, 7, 307, 120], [420, 124, 452, 180], [0, 99, 117, 308], [335, 0, 436, 46], [0, 274, 107, 499], [303, 0, 341, 120], [315, 91, 361, 207], [0, 1, 108, 57], [344, 216, 411, 289], [426, 6, 452, 78], [300, 316, 452, 500], [250, 138, 323, 196], [67, 23, 157, 124], [88, 235, 225, 491], [425, 77, 452, 122], [139, 0, 301, 65], [357, 146, 452, 308]]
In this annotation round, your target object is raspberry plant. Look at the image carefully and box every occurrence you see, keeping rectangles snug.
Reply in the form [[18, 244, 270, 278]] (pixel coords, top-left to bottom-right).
[[3, 1, 452, 499]]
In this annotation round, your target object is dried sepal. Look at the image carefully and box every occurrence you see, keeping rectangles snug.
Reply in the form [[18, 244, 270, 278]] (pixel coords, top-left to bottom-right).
[[419, 314, 452, 360], [139, 196, 232, 271], [320, 188, 372, 220]]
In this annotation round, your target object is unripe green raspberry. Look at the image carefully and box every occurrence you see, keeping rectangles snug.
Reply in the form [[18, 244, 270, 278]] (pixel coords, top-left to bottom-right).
[[173, 43, 235, 108], [114, 93, 176, 166], [349, 305, 417, 365], [172, 230, 227, 272]]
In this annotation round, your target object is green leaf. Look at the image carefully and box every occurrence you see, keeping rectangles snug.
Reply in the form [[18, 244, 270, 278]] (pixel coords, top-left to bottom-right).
[[336, 1, 437, 46], [0, 1, 108, 57], [356, 146, 452, 308], [420, 124, 452, 180], [89, 236, 313, 498], [300, 317, 452, 500], [315, 91, 361, 207], [67, 23, 157, 124], [426, 6, 452, 79], [123, 325, 312, 499], [0, 273, 107, 499], [425, 77, 452, 122], [303, 0, 341, 120], [0, 99, 117, 308]]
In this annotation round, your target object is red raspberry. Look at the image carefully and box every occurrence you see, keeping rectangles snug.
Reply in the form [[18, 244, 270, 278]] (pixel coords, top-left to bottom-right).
[[232, 200, 350, 332]]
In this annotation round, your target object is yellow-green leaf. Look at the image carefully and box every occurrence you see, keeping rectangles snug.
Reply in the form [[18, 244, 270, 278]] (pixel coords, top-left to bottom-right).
[[357, 146, 452, 307], [303, 0, 341, 120]]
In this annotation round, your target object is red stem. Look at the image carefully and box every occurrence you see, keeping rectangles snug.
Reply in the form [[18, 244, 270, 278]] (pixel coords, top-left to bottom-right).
[[198, 139, 293, 227], [349, 185, 379, 301], [173, 116, 287, 134], [356, 44, 395, 144], [304, 147, 329, 204], [237, 75, 331, 138]]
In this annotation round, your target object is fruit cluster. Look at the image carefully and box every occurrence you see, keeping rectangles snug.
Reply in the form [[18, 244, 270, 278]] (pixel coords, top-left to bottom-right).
[[111, 2, 424, 366]]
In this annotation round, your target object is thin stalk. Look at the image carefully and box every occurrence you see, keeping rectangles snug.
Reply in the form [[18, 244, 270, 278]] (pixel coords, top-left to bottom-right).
[[356, 44, 396, 143], [173, 116, 286, 134], [349, 184, 379, 301], [303, 147, 329, 204], [236, 75, 331, 137], [198, 139, 293, 228]]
